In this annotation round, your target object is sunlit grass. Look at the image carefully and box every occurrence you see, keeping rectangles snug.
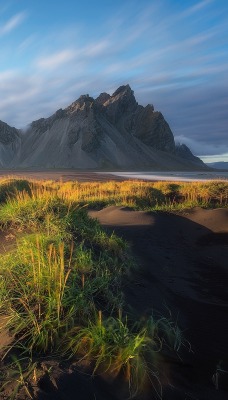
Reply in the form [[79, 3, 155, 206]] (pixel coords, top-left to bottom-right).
[[0, 177, 227, 211]]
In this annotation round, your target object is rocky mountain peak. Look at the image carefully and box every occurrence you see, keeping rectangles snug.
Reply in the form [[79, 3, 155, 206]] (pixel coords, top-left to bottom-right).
[[111, 84, 133, 97], [95, 92, 110, 106], [67, 94, 95, 114], [145, 104, 154, 112], [77, 94, 94, 104], [108, 84, 136, 106], [102, 84, 137, 123], [175, 143, 205, 167], [176, 143, 191, 155]]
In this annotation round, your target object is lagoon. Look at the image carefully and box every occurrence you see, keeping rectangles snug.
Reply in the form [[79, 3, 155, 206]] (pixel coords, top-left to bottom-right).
[[109, 171, 228, 181]]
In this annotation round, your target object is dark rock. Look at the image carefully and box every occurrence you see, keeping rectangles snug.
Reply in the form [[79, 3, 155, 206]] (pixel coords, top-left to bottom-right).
[[175, 143, 205, 167], [0, 121, 19, 144], [95, 92, 111, 105], [104, 84, 137, 124], [30, 118, 50, 134], [55, 108, 66, 119], [133, 107, 176, 152], [67, 128, 80, 146]]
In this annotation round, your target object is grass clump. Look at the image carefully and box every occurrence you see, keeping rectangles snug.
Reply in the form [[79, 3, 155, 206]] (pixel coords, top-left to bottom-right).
[[1, 240, 75, 354], [64, 314, 151, 397], [0, 179, 32, 203]]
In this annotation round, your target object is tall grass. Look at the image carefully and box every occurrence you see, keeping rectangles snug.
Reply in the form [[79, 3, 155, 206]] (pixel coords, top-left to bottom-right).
[[1, 177, 227, 211], [54, 179, 228, 209], [1, 240, 75, 354]]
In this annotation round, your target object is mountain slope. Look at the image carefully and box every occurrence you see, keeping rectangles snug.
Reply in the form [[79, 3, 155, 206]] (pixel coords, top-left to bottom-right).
[[0, 85, 206, 170], [0, 121, 21, 167]]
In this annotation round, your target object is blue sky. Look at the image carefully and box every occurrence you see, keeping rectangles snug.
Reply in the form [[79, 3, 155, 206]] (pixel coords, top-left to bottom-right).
[[0, 0, 227, 162]]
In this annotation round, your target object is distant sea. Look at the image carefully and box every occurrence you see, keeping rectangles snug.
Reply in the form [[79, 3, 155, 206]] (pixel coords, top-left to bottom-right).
[[108, 171, 228, 182]]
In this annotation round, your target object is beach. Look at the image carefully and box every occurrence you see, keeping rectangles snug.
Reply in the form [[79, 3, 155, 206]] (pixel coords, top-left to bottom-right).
[[0, 169, 227, 182]]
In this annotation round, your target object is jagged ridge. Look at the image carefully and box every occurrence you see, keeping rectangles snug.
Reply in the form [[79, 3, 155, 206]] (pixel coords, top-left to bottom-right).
[[0, 85, 206, 170]]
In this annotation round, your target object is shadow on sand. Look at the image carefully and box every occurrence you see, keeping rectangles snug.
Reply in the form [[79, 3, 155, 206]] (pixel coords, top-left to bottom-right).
[[88, 206, 228, 399]]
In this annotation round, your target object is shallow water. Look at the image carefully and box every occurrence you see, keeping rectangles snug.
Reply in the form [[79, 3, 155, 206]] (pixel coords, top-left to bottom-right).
[[108, 171, 228, 182]]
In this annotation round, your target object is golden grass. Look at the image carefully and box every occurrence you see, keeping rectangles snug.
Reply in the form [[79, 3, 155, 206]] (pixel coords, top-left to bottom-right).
[[0, 177, 225, 209]]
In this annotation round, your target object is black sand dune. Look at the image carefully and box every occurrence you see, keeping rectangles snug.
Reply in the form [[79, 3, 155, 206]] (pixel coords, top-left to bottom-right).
[[88, 206, 228, 399]]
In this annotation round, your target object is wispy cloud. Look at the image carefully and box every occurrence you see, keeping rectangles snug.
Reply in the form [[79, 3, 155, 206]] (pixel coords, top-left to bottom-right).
[[200, 153, 228, 163], [36, 49, 76, 69], [0, 12, 27, 36], [18, 35, 36, 53], [179, 0, 214, 18], [83, 40, 110, 57]]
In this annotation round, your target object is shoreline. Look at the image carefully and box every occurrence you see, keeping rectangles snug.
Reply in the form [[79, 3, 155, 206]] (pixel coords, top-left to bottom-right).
[[0, 169, 227, 182]]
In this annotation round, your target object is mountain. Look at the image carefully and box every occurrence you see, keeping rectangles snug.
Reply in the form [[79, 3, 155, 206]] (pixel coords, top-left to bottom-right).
[[206, 162, 228, 170], [0, 85, 206, 170]]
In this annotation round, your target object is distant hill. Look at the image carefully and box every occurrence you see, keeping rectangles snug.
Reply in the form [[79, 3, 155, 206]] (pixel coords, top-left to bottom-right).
[[0, 84, 207, 170], [206, 162, 228, 170]]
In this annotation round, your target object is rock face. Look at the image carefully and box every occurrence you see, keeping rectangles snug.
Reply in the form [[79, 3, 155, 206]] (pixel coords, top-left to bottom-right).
[[175, 143, 204, 167], [0, 84, 206, 170], [0, 121, 21, 167]]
